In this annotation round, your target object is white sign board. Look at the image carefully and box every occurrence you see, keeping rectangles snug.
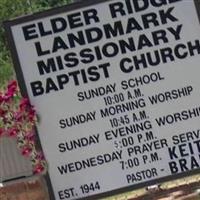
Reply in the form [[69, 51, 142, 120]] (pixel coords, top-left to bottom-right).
[[4, 0, 200, 199]]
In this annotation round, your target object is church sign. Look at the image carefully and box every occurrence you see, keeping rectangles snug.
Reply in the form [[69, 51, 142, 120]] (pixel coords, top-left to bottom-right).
[[4, 0, 200, 199]]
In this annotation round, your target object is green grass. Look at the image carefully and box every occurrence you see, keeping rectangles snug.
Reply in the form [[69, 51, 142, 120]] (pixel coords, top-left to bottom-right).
[[0, 58, 14, 88]]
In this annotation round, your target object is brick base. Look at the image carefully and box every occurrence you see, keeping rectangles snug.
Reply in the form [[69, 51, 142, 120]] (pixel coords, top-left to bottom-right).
[[0, 177, 49, 200]]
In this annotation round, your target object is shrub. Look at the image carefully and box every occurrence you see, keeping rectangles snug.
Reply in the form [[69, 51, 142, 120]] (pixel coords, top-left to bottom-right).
[[0, 80, 47, 174]]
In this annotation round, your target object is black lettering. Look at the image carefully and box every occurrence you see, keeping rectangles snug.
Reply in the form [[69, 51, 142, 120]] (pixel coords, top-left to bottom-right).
[[188, 40, 200, 56], [103, 21, 124, 38], [126, 18, 143, 33], [68, 12, 83, 29], [88, 66, 100, 81], [64, 52, 79, 68], [152, 30, 168, 45], [102, 43, 119, 57], [169, 161, 179, 174], [168, 146, 178, 159], [83, 9, 100, 24], [51, 17, 67, 33], [80, 49, 94, 64], [142, 12, 159, 29], [67, 31, 85, 48], [30, 81, 44, 96], [133, 0, 149, 12], [52, 36, 68, 52], [57, 74, 69, 89], [109, 2, 125, 18], [99, 62, 110, 78], [38, 22, 52, 36], [22, 24, 38, 40], [151, 0, 167, 6], [159, 7, 178, 24], [120, 57, 133, 73], [85, 27, 103, 43], [35, 42, 50, 56], [46, 78, 59, 93], [174, 44, 187, 59], [37, 58, 57, 75]]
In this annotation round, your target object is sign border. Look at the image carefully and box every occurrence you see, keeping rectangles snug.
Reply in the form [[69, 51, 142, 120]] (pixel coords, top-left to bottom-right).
[[3, 0, 200, 199]]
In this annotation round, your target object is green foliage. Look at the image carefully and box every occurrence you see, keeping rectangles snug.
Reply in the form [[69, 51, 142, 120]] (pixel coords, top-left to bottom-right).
[[0, 59, 14, 88], [35, 0, 72, 9], [0, 0, 72, 86], [0, 0, 31, 63]]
